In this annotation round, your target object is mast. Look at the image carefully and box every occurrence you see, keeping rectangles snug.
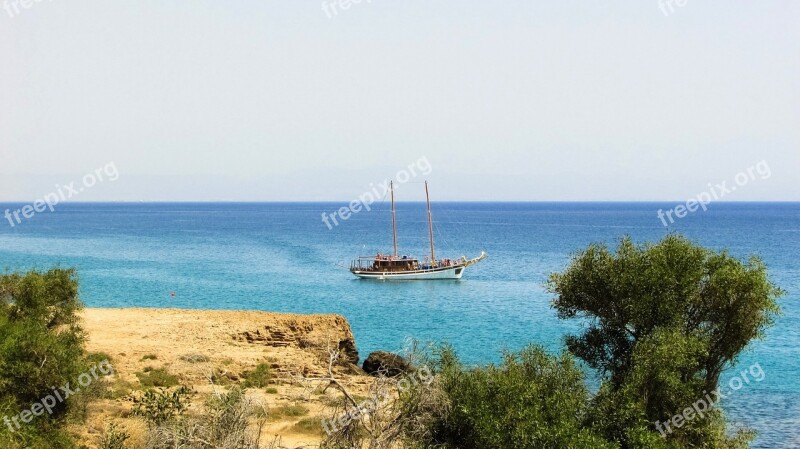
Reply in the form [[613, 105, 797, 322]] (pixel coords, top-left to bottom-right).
[[390, 181, 398, 257], [424, 181, 435, 264]]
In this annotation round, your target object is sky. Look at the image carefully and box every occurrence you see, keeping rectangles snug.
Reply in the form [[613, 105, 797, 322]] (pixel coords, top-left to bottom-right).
[[1, 1, 798, 201]]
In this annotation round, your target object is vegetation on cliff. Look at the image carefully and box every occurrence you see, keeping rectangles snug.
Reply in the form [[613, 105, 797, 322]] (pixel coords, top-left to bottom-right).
[[0, 234, 785, 449]]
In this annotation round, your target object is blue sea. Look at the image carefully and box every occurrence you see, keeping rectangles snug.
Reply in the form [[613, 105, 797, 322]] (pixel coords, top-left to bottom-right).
[[0, 202, 798, 447]]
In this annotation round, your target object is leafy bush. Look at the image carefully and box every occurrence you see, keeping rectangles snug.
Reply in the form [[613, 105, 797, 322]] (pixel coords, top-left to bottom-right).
[[136, 367, 180, 388], [98, 422, 130, 449], [272, 404, 309, 418], [210, 367, 233, 386], [293, 416, 324, 435], [242, 362, 271, 388], [422, 345, 615, 449], [132, 386, 193, 426], [87, 351, 114, 365]]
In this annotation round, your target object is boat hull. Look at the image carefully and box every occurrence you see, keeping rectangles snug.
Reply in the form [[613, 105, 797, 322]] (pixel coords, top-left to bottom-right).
[[351, 265, 466, 280]]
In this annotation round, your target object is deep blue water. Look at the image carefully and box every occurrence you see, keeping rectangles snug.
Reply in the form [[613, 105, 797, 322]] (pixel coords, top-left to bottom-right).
[[1, 202, 798, 447]]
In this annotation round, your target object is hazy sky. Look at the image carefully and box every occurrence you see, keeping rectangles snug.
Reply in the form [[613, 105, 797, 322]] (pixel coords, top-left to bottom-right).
[[1, 1, 798, 201]]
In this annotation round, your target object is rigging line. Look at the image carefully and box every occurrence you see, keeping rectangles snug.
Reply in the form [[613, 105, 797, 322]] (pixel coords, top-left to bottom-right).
[[432, 219, 451, 257], [357, 186, 391, 254], [434, 203, 462, 255]]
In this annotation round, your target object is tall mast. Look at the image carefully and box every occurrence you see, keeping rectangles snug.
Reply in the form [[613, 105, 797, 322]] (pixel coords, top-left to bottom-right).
[[425, 181, 435, 264], [390, 181, 398, 257]]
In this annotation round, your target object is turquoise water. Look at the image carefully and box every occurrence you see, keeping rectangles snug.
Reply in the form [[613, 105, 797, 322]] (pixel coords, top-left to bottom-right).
[[0, 202, 798, 447]]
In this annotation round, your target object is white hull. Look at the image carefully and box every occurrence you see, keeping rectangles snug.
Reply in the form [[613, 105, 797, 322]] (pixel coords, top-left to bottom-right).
[[352, 265, 466, 280], [351, 252, 486, 281]]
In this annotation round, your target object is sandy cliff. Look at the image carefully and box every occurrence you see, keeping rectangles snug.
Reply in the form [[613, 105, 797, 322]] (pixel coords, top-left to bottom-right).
[[77, 308, 371, 448]]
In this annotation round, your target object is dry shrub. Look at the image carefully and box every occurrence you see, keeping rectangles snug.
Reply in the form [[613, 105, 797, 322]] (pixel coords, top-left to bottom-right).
[[302, 343, 447, 449], [141, 387, 267, 449]]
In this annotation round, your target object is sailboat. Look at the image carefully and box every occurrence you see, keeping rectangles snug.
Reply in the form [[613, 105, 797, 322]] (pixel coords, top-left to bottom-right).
[[349, 181, 487, 280]]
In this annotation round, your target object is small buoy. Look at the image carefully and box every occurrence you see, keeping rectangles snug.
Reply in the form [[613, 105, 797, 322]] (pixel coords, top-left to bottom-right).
[[170, 292, 176, 297]]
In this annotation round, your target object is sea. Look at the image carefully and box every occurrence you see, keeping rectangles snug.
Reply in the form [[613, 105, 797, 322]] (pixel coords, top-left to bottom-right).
[[0, 201, 798, 447]]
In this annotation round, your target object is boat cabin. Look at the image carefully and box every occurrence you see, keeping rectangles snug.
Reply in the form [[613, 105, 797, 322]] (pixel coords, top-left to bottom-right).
[[351, 255, 420, 272]]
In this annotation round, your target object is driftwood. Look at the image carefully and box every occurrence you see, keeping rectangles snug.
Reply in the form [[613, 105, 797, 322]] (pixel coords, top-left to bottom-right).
[[295, 340, 446, 449]]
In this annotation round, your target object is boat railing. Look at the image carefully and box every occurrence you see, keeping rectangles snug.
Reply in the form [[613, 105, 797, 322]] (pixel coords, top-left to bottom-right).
[[350, 254, 470, 272], [354, 255, 419, 261]]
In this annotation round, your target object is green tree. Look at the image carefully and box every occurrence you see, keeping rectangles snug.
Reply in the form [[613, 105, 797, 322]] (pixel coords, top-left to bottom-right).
[[548, 235, 781, 390], [1, 268, 83, 329], [0, 268, 89, 449], [548, 235, 783, 447]]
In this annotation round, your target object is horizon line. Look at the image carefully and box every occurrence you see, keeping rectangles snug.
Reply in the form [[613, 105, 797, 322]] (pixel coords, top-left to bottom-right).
[[1, 200, 798, 204]]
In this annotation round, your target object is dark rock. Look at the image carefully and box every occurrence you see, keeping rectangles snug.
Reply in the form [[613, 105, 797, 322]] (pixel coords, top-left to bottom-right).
[[338, 338, 359, 365], [362, 351, 411, 377]]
